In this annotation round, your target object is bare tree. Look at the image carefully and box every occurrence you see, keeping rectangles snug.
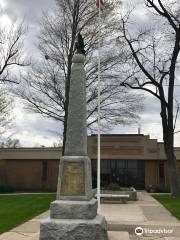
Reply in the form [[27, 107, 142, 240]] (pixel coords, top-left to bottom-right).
[[0, 21, 29, 141], [120, 0, 180, 196], [0, 137, 21, 148], [15, 0, 143, 154], [0, 22, 29, 84], [0, 91, 12, 134]]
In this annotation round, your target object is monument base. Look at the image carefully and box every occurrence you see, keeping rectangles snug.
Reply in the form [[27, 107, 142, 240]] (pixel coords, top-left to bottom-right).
[[40, 214, 108, 240], [50, 199, 97, 219]]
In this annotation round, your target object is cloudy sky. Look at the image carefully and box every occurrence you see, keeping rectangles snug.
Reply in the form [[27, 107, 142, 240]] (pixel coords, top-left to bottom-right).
[[0, 0, 180, 147]]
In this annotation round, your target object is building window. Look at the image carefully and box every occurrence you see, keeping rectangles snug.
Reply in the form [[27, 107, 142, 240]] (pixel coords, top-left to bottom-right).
[[159, 161, 164, 180], [91, 159, 145, 189], [42, 160, 48, 181]]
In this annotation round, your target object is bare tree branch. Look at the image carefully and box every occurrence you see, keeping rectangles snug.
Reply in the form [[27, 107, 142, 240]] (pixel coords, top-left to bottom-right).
[[120, 0, 180, 196], [15, 0, 142, 140]]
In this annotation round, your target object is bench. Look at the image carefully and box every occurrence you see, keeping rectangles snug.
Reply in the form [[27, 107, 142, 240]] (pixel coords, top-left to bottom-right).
[[95, 193, 130, 203]]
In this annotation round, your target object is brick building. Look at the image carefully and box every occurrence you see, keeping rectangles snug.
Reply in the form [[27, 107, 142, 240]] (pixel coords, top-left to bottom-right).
[[0, 134, 180, 191]]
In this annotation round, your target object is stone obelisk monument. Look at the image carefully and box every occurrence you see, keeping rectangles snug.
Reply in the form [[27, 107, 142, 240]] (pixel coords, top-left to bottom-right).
[[39, 33, 108, 240]]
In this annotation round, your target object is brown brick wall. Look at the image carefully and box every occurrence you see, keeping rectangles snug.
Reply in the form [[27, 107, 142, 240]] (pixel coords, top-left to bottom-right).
[[0, 160, 6, 185], [46, 160, 59, 191], [164, 161, 170, 188], [145, 160, 180, 190], [0, 159, 59, 191], [1, 153, 180, 191], [164, 161, 180, 189], [145, 161, 159, 189], [6, 160, 42, 190], [100, 147, 143, 155]]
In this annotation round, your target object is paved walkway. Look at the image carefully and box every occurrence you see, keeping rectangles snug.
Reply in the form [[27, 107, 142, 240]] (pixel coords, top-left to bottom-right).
[[0, 192, 179, 240], [105, 192, 180, 239]]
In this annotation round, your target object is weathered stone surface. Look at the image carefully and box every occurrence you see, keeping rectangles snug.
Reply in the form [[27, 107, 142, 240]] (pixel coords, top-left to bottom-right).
[[39, 53, 108, 240], [57, 156, 93, 201], [64, 54, 87, 156], [50, 199, 98, 220], [40, 215, 108, 240], [101, 189, 137, 201], [61, 162, 85, 196]]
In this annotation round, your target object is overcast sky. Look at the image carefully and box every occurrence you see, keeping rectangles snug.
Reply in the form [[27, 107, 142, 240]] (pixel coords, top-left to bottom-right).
[[0, 0, 180, 147]]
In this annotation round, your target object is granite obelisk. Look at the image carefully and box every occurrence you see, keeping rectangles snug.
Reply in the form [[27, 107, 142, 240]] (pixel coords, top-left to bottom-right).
[[39, 34, 108, 240]]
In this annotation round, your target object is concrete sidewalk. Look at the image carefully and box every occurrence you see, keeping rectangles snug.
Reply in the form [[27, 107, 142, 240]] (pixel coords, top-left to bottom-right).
[[0, 192, 180, 240], [106, 192, 180, 239]]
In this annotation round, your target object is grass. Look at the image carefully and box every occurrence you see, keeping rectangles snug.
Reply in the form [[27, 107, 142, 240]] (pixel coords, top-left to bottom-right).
[[153, 194, 180, 220], [0, 194, 56, 234]]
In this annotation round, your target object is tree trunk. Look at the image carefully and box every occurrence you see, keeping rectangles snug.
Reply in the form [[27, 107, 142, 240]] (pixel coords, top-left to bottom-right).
[[160, 98, 180, 196], [164, 142, 180, 196], [62, 54, 73, 156], [162, 124, 180, 196], [62, 107, 68, 156]]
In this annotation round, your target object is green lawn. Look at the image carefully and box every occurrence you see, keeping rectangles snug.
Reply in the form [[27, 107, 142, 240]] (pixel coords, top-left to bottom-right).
[[0, 194, 56, 234], [153, 194, 180, 220]]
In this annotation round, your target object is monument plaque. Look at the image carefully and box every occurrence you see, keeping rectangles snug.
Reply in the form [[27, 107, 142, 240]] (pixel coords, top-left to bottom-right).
[[61, 162, 85, 196]]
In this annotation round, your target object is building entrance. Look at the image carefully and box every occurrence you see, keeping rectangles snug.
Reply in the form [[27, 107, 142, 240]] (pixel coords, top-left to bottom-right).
[[92, 159, 145, 189]]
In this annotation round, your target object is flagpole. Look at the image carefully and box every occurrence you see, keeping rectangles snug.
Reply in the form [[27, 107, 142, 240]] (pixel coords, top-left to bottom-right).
[[97, 0, 101, 214]]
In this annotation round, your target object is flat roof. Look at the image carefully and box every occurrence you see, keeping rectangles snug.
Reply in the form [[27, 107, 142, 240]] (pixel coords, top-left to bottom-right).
[[90, 134, 144, 137], [0, 147, 62, 151]]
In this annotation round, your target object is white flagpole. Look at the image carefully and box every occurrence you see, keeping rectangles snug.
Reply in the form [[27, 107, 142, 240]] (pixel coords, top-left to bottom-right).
[[97, 0, 101, 214]]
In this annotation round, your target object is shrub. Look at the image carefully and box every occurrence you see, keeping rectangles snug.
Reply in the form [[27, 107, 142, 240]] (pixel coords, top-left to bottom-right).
[[106, 183, 121, 191], [102, 183, 134, 191], [146, 185, 170, 193], [0, 185, 15, 193]]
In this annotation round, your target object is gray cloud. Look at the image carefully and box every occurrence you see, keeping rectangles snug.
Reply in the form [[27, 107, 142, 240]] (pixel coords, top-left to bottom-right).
[[1, 0, 180, 147], [4, 0, 55, 24], [3, 0, 56, 57], [7, 99, 63, 147]]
